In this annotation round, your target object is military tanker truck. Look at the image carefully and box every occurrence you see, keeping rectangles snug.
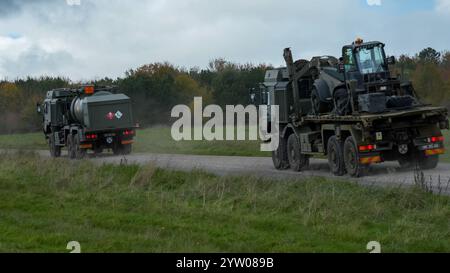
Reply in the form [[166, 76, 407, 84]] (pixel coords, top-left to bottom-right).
[[253, 39, 449, 177], [37, 85, 136, 159]]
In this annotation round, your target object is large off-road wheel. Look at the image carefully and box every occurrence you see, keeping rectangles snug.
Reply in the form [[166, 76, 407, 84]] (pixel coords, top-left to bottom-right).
[[49, 133, 61, 158], [67, 134, 76, 159], [418, 154, 439, 170], [327, 136, 346, 176], [311, 88, 329, 115], [93, 147, 104, 156], [343, 136, 367, 177], [272, 136, 290, 170], [287, 134, 309, 172], [112, 145, 121, 155], [74, 134, 86, 159], [398, 155, 414, 169], [113, 143, 132, 156], [121, 144, 132, 155]]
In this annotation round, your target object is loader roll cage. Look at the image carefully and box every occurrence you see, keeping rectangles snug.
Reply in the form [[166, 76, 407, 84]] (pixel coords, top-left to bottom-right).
[[343, 42, 388, 76]]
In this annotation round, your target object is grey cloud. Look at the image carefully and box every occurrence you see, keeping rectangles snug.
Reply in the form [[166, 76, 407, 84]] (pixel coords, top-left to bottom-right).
[[0, 0, 61, 17], [3, 46, 75, 79], [0, 0, 449, 80], [0, 0, 21, 16]]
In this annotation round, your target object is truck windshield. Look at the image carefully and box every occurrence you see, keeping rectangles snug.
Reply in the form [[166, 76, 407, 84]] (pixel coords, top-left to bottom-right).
[[354, 45, 386, 74]]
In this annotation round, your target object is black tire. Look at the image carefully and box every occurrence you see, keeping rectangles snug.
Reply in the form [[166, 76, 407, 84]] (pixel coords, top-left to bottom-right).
[[49, 133, 61, 158], [121, 144, 132, 155], [287, 134, 309, 172], [327, 136, 346, 176], [272, 136, 290, 170], [418, 155, 439, 170], [113, 144, 132, 156], [74, 134, 86, 159], [94, 147, 104, 155], [343, 136, 367, 177], [112, 145, 121, 155], [398, 156, 414, 169], [67, 134, 76, 159], [311, 88, 329, 115]]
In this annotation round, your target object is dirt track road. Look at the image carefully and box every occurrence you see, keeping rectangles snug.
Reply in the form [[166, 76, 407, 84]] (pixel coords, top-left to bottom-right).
[[33, 150, 450, 195]]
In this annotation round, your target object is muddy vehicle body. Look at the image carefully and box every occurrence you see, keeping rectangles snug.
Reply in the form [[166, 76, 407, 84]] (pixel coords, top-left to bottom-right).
[[38, 86, 136, 159], [253, 40, 449, 177]]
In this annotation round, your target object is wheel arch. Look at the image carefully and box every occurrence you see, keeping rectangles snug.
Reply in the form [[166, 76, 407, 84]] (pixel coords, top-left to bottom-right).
[[313, 78, 332, 102], [332, 83, 347, 95], [281, 124, 302, 140]]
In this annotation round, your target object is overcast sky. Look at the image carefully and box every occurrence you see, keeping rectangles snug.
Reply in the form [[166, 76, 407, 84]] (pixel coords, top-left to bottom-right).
[[0, 0, 449, 81]]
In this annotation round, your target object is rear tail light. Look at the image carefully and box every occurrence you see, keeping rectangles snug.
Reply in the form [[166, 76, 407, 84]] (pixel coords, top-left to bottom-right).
[[359, 144, 376, 152], [123, 130, 135, 136], [86, 134, 98, 140], [430, 136, 444, 143]]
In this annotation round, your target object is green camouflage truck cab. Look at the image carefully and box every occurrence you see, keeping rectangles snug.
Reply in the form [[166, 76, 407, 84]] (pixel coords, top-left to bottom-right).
[[252, 40, 449, 177], [38, 86, 136, 159]]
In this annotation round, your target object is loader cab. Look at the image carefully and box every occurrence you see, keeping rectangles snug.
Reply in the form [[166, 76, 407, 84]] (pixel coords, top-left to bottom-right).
[[341, 41, 391, 85], [337, 40, 416, 114]]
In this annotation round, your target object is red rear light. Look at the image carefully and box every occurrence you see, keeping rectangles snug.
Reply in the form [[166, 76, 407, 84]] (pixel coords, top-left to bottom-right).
[[86, 134, 97, 140], [430, 136, 444, 143], [359, 144, 375, 152], [123, 130, 135, 136]]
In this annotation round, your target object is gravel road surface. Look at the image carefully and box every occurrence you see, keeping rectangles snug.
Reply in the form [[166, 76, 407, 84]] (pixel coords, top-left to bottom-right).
[[30, 150, 450, 194]]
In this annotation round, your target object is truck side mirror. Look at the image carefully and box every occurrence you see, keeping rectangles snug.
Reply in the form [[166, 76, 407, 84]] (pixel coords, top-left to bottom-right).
[[386, 56, 396, 65], [36, 103, 42, 114]]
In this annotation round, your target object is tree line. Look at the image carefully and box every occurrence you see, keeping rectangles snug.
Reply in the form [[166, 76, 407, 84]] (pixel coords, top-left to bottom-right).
[[395, 48, 450, 107], [0, 60, 268, 133], [0, 47, 449, 134]]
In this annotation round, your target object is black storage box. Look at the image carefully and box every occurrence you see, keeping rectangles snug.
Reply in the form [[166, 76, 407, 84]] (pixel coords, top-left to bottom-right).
[[358, 93, 386, 113]]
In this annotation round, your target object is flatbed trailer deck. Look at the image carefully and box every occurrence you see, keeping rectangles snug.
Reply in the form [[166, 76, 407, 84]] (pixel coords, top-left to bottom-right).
[[300, 106, 448, 125], [276, 106, 449, 177]]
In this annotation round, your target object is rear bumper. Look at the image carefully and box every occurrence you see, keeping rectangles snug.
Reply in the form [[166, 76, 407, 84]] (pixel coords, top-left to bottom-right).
[[80, 129, 136, 149], [359, 141, 445, 164]]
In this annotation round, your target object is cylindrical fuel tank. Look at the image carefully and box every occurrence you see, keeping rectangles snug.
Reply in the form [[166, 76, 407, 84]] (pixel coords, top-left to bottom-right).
[[70, 97, 84, 124], [69, 91, 133, 130], [70, 91, 113, 126]]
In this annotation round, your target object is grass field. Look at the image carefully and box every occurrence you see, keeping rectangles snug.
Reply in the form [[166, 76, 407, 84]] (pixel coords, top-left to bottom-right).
[[0, 126, 268, 157], [1, 126, 450, 161], [0, 152, 449, 253]]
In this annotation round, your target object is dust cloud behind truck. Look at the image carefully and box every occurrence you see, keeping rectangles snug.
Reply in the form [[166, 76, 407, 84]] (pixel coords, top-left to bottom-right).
[[37, 85, 136, 159]]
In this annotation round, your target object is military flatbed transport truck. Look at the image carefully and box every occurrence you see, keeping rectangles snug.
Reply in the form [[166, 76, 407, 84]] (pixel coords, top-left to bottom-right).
[[37, 85, 136, 159], [253, 39, 449, 177]]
